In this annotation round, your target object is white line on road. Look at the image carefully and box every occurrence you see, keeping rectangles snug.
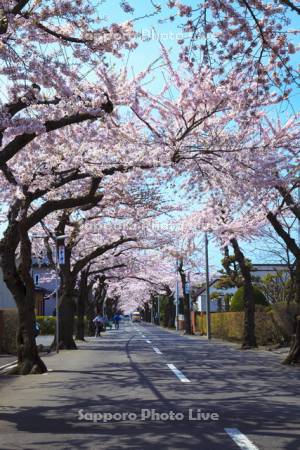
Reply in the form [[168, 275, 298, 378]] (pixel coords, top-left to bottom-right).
[[141, 334, 145, 338], [146, 340, 151, 344], [225, 428, 259, 450], [153, 347, 162, 354], [0, 360, 18, 371], [167, 364, 191, 383]]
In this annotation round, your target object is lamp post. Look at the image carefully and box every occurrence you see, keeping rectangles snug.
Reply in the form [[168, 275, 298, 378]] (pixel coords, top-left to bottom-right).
[[205, 232, 211, 340]]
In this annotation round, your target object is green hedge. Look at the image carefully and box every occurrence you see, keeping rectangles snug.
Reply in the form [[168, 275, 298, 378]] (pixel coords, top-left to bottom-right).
[[36, 316, 56, 335], [0, 310, 18, 354], [195, 302, 300, 345], [230, 286, 268, 312]]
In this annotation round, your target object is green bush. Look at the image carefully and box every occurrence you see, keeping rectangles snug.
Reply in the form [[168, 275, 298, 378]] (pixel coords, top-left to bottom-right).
[[36, 316, 56, 335], [36, 316, 90, 336], [0, 310, 18, 354], [230, 286, 268, 312]]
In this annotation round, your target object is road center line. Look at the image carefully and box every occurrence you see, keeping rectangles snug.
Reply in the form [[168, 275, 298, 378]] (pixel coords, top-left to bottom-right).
[[167, 364, 191, 383], [146, 339, 151, 344], [153, 347, 162, 354], [225, 428, 259, 450]]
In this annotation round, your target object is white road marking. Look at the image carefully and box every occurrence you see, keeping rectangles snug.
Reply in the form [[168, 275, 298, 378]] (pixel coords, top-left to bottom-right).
[[141, 334, 145, 338], [225, 428, 259, 450], [1, 363, 18, 371], [146, 340, 151, 344], [153, 347, 162, 354], [0, 360, 18, 371], [167, 364, 191, 383]]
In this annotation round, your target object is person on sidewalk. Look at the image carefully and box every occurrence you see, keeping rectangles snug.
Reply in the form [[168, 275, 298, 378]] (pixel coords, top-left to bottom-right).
[[93, 314, 104, 337], [113, 313, 121, 330]]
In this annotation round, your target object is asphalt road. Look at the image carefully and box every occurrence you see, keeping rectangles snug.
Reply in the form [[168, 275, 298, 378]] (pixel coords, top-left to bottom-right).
[[0, 322, 299, 450]]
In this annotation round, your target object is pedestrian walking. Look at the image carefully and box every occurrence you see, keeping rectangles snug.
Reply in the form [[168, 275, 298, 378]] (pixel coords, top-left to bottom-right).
[[93, 314, 104, 337], [113, 313, 121, 330]]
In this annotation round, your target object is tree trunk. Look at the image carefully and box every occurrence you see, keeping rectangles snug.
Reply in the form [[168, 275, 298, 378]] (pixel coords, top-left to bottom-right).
[[224, 295, 230, 312], [76, 296, 85, 341], [231, 238, 257, 349], [178, 261, 192, 335], [163, 292, 175, 328], [13, 300, 47, 374], [168, 300, 176, 328], [283, 316, 300, 365], [57, 290, 77, 349], [143, 303, 151, 322], [183, 294, 192, 334], [294, 258, 300, 305], [267, 212, 300, 363], [76, 271, 88, 341], [0, 226, 47, 374]]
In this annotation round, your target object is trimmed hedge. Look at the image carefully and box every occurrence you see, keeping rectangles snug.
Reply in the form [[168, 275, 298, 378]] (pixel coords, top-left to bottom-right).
[[36, 316, 90, 336], [36, 316, 56, 335], [0, 309, 17, 354], [195, 302, 300, 345]]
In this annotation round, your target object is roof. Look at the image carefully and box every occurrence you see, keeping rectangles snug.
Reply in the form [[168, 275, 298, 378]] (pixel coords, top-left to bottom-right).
[[193, 279, 220, 296]]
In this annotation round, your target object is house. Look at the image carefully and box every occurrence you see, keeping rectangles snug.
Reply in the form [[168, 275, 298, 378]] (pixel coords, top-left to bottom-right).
[[31, 256, 57, 316], [0, 267, 16, 310], [195, 263, 288, 312], [0, 257, 57, 315]]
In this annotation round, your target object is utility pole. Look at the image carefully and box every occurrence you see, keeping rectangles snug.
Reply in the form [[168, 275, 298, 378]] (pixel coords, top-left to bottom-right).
[[205, 232, 211, 339], [157, 295, 160, 325]]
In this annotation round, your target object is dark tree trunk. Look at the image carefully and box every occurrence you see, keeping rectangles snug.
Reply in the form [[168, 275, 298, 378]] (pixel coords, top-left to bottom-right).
[[0, 225, 47, 374], [267, 211, 300, 363], [283, 259, 300, 364], [143, 303, 151, 322], [14, 299, 47, 374], [76, 271, 88, 341], [163, 292, 175, 328], [56, 287, 77, 349], [217, 298, 222, 312], [224, 295, 230, 312], [178, 261, 192, 335], [294, 258, 300, 305], [168, 300, 176, 328], [231, 238, 257, 349], [283, 316, 300, 365]]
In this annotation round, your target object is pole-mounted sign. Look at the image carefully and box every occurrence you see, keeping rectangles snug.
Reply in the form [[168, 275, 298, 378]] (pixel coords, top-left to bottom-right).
[[185, 282, 190, 294], [58, 245, 65, 265]]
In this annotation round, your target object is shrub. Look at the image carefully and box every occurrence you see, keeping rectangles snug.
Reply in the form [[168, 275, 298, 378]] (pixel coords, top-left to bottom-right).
[[0, 310, 18, 354], [36, 316, 56, 335], [230, 286, 268, 312]]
